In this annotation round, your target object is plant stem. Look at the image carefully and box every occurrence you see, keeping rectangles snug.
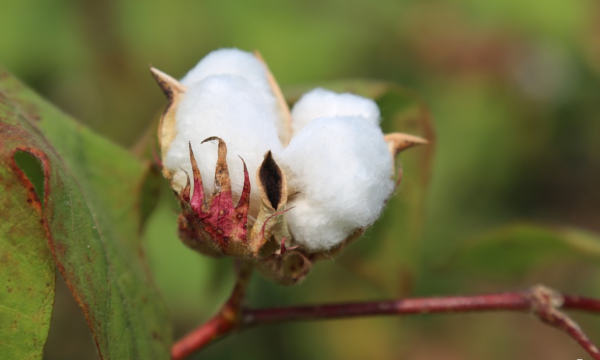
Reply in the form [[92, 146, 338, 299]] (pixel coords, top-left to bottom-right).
[[172, 283, 600, 360], [170, 260, 253, 360]]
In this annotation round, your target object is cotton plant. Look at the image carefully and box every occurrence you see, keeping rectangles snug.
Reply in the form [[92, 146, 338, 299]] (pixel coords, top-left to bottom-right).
[[151, 49, 426, 285]]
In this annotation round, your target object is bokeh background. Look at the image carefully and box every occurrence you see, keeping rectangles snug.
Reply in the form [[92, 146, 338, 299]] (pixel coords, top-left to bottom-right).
[[2, 0, 600, 359]]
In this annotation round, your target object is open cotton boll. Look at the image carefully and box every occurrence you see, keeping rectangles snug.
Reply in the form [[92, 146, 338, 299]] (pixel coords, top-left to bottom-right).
[[279, 116, 394, 251], [180, 48, 271, 91], [180, 48, 286, 141], [290, 88, 381, 135], [164, 74, 284, 218], [284, 198, 356, 251]]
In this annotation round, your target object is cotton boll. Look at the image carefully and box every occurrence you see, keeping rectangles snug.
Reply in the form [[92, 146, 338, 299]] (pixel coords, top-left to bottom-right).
[[180, 48, 286, 140], [284, 198, 355, 251], [164, 74, 284, 219], [279, 116, 394, 251], [290, 88, 381, 135], [180, 49, 271, 90]]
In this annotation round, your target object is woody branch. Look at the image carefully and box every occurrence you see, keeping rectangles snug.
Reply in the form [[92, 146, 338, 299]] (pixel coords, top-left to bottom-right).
[[171, 269, 600, 360]]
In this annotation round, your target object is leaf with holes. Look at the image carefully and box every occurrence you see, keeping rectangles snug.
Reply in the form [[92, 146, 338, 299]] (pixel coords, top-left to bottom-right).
[[0, 132, 55, 359], [0, 67, 171, 358]]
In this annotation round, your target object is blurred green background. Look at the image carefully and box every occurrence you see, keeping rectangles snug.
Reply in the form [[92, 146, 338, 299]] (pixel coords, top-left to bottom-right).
[[2, 0, 600, 359]]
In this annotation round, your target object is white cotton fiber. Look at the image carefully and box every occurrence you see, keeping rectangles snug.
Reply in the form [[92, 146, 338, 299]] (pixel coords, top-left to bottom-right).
[[290, 88, 381, 135], [180, 48, 286, 141], [180, 48, 271, 91], [164, 74, 284, 218], [279, 116, 394, 251]]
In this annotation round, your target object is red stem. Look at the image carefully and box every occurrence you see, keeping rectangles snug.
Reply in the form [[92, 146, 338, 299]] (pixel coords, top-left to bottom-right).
[[563, 296, 600, 313], [173, 284, 600, 360], [171, 260, 253, 360], [242, 292, 530, 325], [171, 314, 235, 359]]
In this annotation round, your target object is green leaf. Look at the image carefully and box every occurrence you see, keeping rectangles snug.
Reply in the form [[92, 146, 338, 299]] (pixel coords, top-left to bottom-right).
[[446, 223, 600, 280], [0, 67, 171, 358], [284, 80, 435, 296], [0, 132, 55, 358]]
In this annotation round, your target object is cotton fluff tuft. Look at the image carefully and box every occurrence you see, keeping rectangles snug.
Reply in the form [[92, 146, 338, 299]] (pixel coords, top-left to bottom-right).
[[180, 48, 286, 140], [279, 116, 394, 251], [164, 74, 284, 218], [290, 88, 381, 135], [181, 48, 271, 91]]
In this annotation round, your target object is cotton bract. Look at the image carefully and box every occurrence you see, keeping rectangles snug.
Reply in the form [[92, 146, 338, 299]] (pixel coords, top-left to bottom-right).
[[159, 48, 405, 254]]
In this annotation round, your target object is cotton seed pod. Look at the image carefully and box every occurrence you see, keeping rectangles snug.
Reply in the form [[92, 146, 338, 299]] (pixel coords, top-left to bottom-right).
[[151, 48, 427, 285]]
